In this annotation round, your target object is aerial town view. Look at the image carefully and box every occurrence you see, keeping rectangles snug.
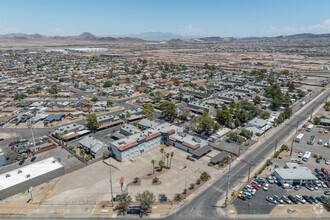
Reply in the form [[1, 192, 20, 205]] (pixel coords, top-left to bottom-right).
[[0, 0, 329, 219]]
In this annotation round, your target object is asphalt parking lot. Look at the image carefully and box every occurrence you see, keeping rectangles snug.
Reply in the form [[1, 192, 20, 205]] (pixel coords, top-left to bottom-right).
[[0, 148, 83, 174], [233, 178, 328, 215], [292, 125, 329, 161]]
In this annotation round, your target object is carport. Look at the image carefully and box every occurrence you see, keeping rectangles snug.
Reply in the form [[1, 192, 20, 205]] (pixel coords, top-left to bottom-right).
[[210, 151, 230, 164], [192, 145, 212, 159]]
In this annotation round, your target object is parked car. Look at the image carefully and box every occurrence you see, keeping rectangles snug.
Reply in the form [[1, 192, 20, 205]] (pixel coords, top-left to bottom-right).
[[288, 195, 298, 204], [295, 195, 306, 204], [310, 195, 319, 204], [266, 196, 277, 204], [315, 168, 322, 174], [303, 195, 313, 204], [267, 176, 274, 184], [321, 168, 329, 175], [281, 195, 292, 204], [294, 185, 301, 190], [298, 152, 303, 158], [238, 193, 246, 200], [325, 159, 330, 165], [318, 139, 323, 145], [325, 190, 330, 195], [316, 158, 321, 163], [274, 195, 284, 204], [282, 183, 292, 189], [263, 183, 269, 191], [305, 184, 314, 191]]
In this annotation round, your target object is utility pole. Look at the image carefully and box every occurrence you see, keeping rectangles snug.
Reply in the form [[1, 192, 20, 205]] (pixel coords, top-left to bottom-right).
[[290, 139, 294, 156], [109, 158, 114, 207], [247, 163, 252, 183], [224, 157, 231, 208], [310, 108, 313, 120], [274, 139, 277, 157], [28, 120, 36, 152], [296, 121, 299, 134]]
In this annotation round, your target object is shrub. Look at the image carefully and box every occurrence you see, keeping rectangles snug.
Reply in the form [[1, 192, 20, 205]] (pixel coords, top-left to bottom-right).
[[266, 159, 272, 166], [189, 183, 195, 189], [134, 177, 139, 183], [200, 172, 210, 181], [313, 154, 318, 158], [196, 179, 201, 184], [174, 193, 182, 201], [72, 149, 76, 154], [68, 146, 74, 151], [183, 189, 187, 194], [153, 177, 159, 183]]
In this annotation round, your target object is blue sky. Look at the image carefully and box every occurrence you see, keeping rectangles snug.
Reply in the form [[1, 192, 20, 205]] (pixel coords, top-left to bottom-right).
[[1, 0, 330, 37]]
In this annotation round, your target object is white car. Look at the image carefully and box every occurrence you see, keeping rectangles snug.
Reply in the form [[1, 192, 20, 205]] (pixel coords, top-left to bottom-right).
[[263, 183, 269, 191], [298, 152, 303, 158], [326, 159, 330, 165]]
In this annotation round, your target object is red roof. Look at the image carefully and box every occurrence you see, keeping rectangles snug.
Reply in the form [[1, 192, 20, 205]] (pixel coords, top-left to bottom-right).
[[168, 129, 175, 134], [118, 141, 138, 151], [169, 136, 176, 141], [183, 142, 200, 150], [146, 132, 161, 141]]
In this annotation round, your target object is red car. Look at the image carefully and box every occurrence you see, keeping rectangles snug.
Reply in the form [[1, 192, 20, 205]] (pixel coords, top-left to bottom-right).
[[325, 181, 330, 187], [321, 168, 329, 175], [249, 183, 259, 190]]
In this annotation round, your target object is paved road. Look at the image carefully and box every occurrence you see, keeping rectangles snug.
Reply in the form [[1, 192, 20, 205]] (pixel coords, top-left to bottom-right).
[[165, 89, 329, 220]]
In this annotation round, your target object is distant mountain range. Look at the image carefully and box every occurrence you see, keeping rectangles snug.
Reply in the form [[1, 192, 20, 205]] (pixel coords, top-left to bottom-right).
[[0, 32, 329, 43], [0, 32, 145, 43]]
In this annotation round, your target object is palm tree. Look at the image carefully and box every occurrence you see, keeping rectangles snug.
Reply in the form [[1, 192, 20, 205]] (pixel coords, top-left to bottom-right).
[[160, 147, 165, 160], [151, 159, 156, 175], [166, 153, 170, 168], [115, 193, 132, 215], [158, 160, 164, 171], [170, 152, 174, 168]]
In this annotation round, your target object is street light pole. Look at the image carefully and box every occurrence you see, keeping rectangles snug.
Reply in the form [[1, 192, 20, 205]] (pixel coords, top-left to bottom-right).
[[109, 158, 114, 207], [224, 157, 231, 208], [290, 139, 294, 156]]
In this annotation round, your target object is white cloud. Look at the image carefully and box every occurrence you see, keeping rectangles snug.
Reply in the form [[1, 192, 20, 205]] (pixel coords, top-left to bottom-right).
[[3, 27, 20, 33], [268, 19, 330, 35], [179, 24, 204, 35]]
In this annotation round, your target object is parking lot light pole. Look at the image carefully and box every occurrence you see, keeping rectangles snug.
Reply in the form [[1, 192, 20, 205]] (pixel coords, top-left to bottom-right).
[[290, 139, 294, 156]]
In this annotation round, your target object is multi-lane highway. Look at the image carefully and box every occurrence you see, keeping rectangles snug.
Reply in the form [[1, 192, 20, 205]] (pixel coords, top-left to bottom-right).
[[165, 89, 329, 220]]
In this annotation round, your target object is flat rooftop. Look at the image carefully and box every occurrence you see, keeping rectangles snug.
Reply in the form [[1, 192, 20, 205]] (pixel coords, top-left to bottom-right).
[[274, 167, 317, 180], [0, 157, 63, 191]]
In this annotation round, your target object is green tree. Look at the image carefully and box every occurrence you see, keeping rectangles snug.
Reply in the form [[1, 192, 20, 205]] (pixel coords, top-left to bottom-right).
[[160, 147, 165, 160], [135, 190, 156, 213], [166, 153, 170, 168], [151, 159, 156, 175], [14, 92, 27, 100], [103, 81, 113, 87], [80, 149, 85, 156], [261, 111, 270, 119], [200, 172, 210, 181], [142, 103, 154, 118], [216, 109, 233, 128], [158, 160, 165, 171], [91, 97, 98, 102], [270, 98, 282, 109], [86, 113, 100, 131], [48, 84, 59, 94], [115, 193, 132, 215], [170, 152, 174, 168], [160, 100, 177, 121], [240, 129, 253, 139], [253, 95, 261, 104]]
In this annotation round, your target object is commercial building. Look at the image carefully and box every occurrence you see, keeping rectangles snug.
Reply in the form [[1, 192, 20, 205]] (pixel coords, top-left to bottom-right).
[[110, 123, 183, 162], [0, 157, 64, 200], [168, 132, 208, 153], [274, 163, 317, 186], [79, 136, 109, 159]]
